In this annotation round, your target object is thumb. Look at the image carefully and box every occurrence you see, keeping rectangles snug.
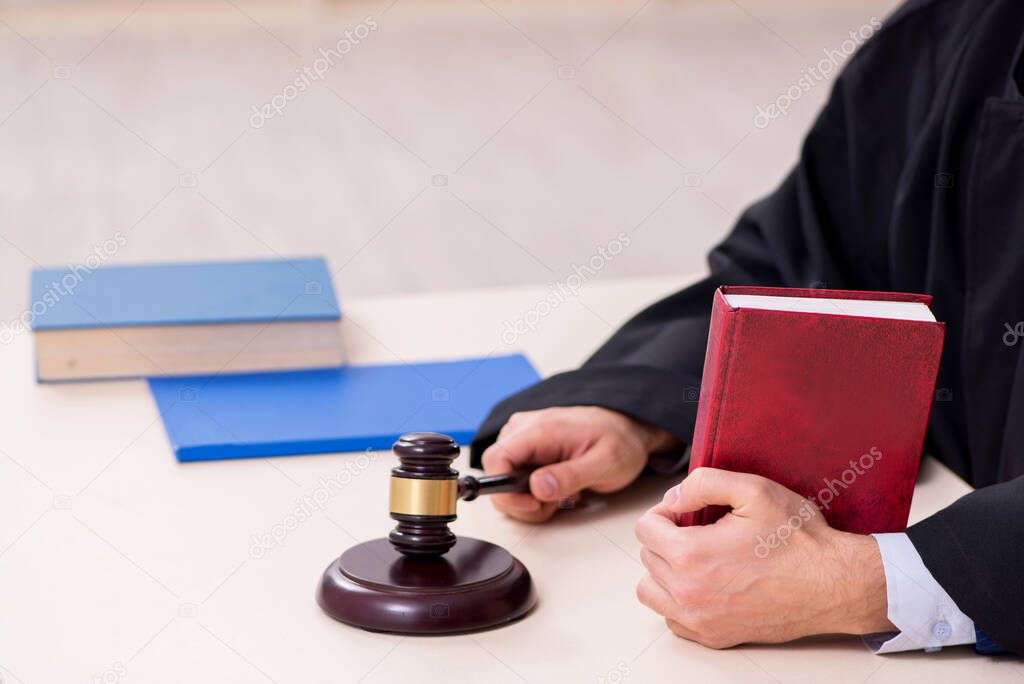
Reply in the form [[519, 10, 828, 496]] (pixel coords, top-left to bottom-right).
[[528, 449, 611, 502], [662, 467, 769, 517]]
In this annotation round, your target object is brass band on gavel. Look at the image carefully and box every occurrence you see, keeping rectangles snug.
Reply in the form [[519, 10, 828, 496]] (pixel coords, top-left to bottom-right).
[[389, 475, 459, 516]]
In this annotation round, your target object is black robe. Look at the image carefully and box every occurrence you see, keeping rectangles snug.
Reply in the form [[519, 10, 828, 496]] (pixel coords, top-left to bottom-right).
[[471, 0, 1024, 654]]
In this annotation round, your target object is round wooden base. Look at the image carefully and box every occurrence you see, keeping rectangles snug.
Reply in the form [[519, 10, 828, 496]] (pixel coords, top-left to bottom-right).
[[317, 537, 536, 635]]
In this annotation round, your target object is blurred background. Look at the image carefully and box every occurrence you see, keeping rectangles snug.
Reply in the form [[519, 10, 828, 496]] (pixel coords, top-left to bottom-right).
[[1, 0, 899, 319]]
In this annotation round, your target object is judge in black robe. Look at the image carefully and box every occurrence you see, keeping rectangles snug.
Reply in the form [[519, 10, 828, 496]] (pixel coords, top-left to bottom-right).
[[471, 0, 1024, 655]]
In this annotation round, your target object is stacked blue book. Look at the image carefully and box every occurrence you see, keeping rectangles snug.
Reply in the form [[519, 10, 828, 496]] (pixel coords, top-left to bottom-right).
[[29, 257, 342, 382]]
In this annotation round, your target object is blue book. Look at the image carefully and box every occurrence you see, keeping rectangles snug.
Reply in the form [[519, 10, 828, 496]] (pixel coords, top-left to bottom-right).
[[29, 257, 343, 381], [148, 354, 540, 461]]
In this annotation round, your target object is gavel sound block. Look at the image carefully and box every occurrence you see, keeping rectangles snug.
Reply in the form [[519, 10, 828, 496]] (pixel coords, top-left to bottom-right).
[[317, 432, 537, 634]]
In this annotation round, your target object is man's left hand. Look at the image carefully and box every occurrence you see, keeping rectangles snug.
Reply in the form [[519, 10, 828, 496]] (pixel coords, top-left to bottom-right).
[[634, 467, 895, 649]]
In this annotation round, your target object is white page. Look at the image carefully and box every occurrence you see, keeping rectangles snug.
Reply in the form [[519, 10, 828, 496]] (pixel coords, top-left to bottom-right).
[[724, 294, 936, 322]]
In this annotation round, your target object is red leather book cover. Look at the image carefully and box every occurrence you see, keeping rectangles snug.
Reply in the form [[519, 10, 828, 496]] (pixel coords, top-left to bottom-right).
[[680, 286, 944, 534]]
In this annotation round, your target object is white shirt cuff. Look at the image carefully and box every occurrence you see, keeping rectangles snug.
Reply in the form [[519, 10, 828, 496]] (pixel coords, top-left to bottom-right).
[[864, 532, 976, 653]]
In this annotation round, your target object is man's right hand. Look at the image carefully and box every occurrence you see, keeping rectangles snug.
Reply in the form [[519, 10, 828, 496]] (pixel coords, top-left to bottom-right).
[[480, 406, 679, 523]]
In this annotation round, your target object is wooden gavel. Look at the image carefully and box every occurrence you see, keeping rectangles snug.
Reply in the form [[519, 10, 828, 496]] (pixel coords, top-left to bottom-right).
[[317, 431, 539, 634], [388, 432, 532, 556]]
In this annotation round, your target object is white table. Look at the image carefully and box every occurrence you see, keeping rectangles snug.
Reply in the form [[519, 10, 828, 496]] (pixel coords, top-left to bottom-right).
[[2, 275, 1017, 684]]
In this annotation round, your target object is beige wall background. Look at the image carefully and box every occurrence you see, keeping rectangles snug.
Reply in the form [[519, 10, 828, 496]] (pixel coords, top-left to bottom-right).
[[1, 0, 900, 321]]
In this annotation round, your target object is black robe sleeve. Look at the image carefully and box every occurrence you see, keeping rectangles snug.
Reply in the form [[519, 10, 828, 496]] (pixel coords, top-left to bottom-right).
[[906, 479, 1024, 653]]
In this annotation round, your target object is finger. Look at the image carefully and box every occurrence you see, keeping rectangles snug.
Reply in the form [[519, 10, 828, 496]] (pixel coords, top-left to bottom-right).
[[649, 499, 682, 524], [485, 420, 570, 472], [522, 501, 559, 523], [528, 446, 619, 502], [480, 441, 522, 475], [484, 423, 575, 519], [482, 434, 561, 480], [665, 618, 702, 642], [635, 573, 676, 619], [665, 467, 771, 517], [484, 445, 550, 520], [490, 492, 541, 514], [639, 546, 673, 580], [634, 508, 687, 555], [495, 412, 526, 442], [490, 495, 557, 523], [480, 442, 511, 475], [639, 580, 723, 648], [584, 444, 640, 494]]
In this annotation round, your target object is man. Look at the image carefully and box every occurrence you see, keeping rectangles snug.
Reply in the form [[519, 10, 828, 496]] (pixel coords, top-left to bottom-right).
[[470, 0, 1024, 655]]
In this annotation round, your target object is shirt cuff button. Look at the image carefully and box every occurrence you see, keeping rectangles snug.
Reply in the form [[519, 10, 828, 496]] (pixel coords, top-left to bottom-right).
[[933, 620, 952, 642]]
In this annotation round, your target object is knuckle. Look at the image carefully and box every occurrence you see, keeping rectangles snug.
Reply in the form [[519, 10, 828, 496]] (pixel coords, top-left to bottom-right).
[[603, 443, 628, 466], [533, 409, 559, 429], [690, 467, 714, 494], [633, 515, 652, 543], [668, 588, 687, 606], [681, 584, 713, 613], [481, 449, 501, 471], [668, 582, 696, 607], [507, 411, 536, 427], [665, 539, 693, 567], [750, 477, 774, 500], [690, 466, 712, 481], [636, 578, 657, 608], [666, 619, 688, 639]]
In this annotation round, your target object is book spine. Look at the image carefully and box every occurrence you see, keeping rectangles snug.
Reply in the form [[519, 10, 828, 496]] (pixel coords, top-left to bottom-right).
[[680, 290, 738, 526], [874, 320, 945, 532]]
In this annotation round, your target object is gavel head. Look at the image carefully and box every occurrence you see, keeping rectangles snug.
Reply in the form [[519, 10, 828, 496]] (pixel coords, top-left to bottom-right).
[[388, 432, 461, 556]]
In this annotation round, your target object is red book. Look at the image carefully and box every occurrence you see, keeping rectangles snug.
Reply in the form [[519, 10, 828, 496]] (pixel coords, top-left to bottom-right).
[[681, 286, 944, 534]]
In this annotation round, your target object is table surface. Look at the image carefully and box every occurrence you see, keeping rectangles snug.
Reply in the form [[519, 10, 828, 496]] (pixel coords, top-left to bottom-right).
[[2, 274, 1019, 684]]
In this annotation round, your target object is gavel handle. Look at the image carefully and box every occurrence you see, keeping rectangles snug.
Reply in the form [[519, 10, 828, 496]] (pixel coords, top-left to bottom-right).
[[458, 469, 533, 501]]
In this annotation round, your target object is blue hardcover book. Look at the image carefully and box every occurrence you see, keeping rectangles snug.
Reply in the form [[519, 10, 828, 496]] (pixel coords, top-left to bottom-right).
[[29, 257, 343, 381], [148, 354, 540, 461]]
